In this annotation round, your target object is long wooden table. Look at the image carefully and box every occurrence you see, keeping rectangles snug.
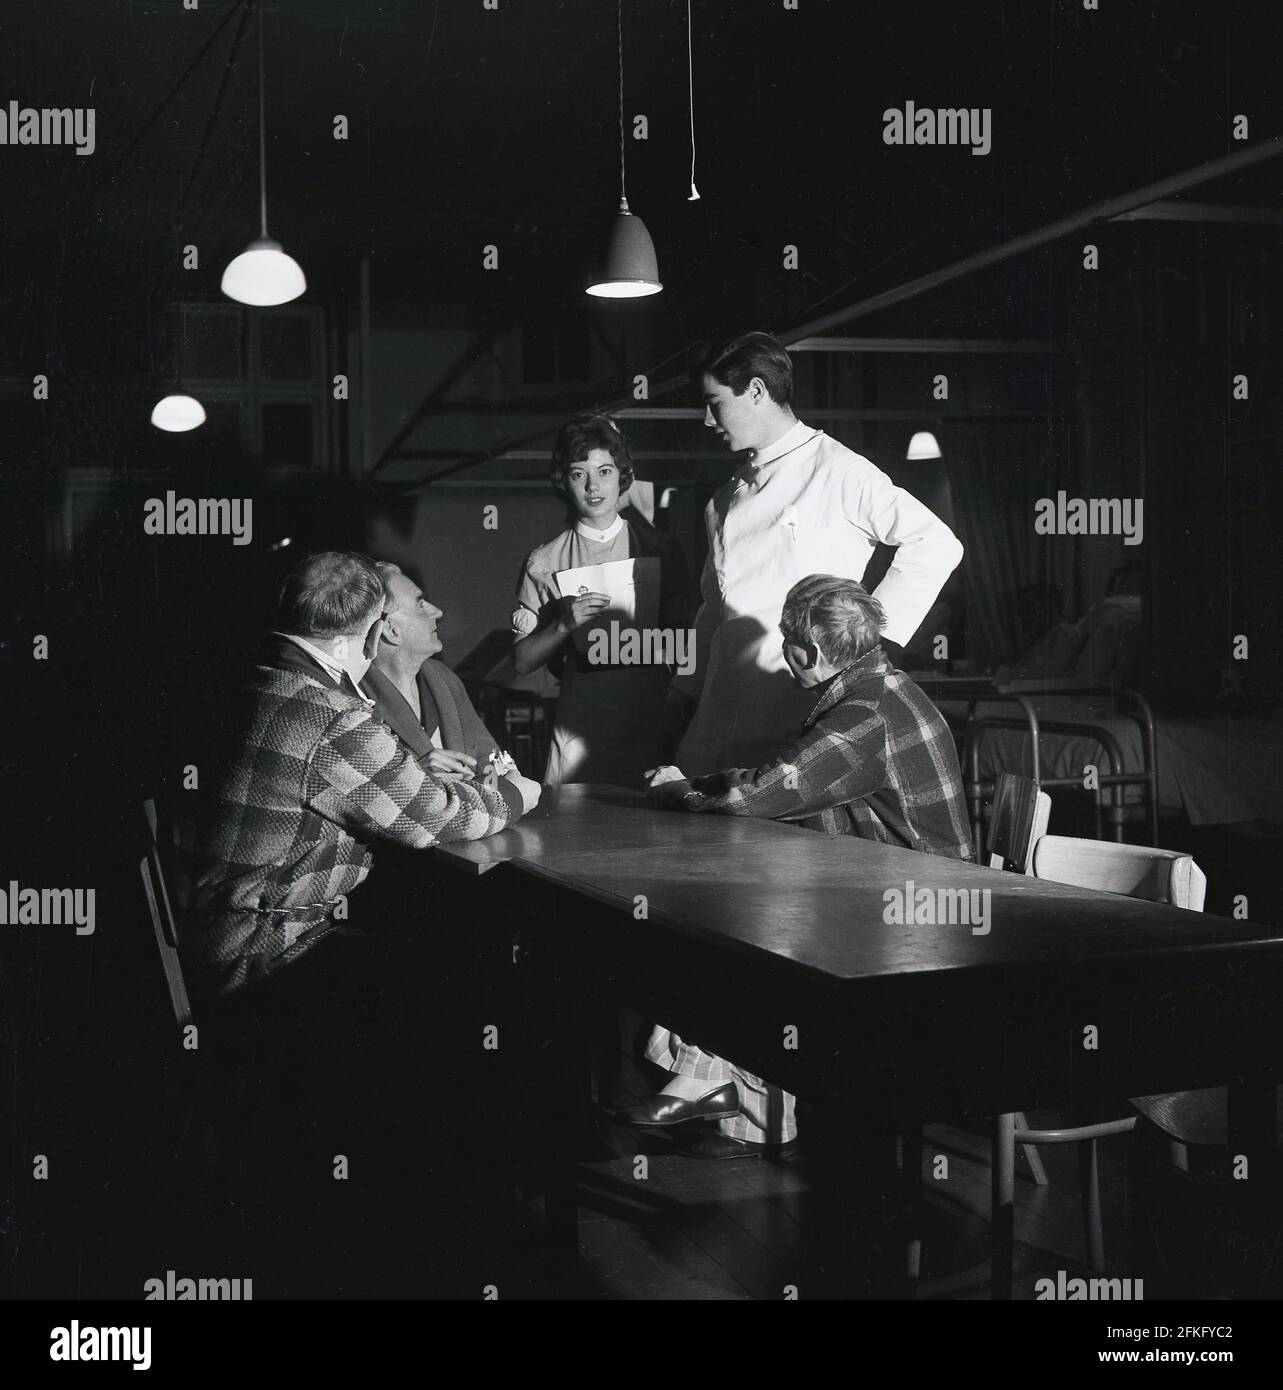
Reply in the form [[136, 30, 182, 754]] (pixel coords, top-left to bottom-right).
[[434, 784, 1283, 1296]]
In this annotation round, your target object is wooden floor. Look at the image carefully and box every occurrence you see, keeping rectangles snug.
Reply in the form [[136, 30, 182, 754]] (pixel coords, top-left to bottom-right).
[[14, 1048, 1274, 1300], [490, 1053, 1135, 1301]]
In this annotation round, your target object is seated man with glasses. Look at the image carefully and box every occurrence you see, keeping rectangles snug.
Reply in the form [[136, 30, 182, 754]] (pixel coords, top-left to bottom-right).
[[182, 549, 542, 1293], [363, 559, 532, 793], [185, 548, 538, 1003]]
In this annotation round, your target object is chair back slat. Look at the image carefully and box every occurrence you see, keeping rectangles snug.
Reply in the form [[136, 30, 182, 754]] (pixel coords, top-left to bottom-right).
[[1032, 835, 1206, 911], [140, 798, 194, 1031], [987, 772, 1051, 874]]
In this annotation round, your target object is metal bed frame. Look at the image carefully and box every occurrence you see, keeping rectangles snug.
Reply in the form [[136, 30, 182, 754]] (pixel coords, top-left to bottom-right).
[[915, 678, 1160, 859]]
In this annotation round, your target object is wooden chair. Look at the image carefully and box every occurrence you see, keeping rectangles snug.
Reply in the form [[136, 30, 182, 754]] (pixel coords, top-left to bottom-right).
[[1031, 836, 1205, 912], [1127, 1082, 1283, 1298], [140, 798, 193, 1033], [986, 771, 1051, 874], [139, 798, 256, 1186], [1131, 1087, 1282, 1168], [988, 832, 1207, 1299], [905, 774, 1049, 1291], [140, 797, 222, 1186], [986, 775, 1054, 1187]]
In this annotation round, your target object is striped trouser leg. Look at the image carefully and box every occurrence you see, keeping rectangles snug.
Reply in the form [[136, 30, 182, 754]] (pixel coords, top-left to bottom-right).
[[644, 1024, 735, 1083], [644, 1025, 797, 1144]]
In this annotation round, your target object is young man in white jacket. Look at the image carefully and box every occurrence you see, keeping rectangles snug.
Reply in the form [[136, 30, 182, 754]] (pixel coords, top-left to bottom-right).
[[664, 330, 964, 779], [647, 332, 964, 1155]]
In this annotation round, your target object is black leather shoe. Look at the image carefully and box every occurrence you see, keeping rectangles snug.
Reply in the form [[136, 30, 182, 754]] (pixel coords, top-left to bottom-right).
[[612, 1082, 741, 1128], [679, 1132, 800, 1160]]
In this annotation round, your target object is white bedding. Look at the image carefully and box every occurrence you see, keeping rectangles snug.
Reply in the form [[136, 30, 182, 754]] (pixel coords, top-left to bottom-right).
[[954, 697, 1283, 829]]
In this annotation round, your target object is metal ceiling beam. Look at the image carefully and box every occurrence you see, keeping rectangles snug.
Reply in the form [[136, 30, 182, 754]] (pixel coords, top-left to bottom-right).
[[392, 135, 1283, 489], [368, 314, 514, 475], [1109, 199, 1283, 227], [387, 412, 1057, 466], [177, 2, 256, 226], [406, 450, 730, 462], [614, 407, 1051, 421], [79, 0, 252, 221], [779, 135, 1283, 346], [789, 337, 1055, 354]]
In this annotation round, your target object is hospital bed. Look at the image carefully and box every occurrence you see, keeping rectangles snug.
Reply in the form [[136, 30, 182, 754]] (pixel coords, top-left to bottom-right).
[[917, 675, 1283, 857], [916, 676, 1158, 856]]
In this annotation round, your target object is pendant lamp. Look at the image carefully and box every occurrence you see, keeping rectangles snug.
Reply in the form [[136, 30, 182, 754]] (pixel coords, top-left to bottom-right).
[[587, 1, 661, 298], [150, 394, 207, 432], [221, 4, 306, 306], [906, 430, 943, 460]]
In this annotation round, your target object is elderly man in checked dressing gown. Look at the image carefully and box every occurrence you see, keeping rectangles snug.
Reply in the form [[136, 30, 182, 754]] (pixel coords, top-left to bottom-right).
[[642, 332, 964, 1153]]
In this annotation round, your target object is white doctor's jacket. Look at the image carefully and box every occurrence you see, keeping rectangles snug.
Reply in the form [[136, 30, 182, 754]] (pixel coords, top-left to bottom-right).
[[673, 420, 963, 776]]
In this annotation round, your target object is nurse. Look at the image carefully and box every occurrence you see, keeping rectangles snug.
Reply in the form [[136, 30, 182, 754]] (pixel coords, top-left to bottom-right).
[[511, 413, 690, 787], [665, 331, 964, 777]]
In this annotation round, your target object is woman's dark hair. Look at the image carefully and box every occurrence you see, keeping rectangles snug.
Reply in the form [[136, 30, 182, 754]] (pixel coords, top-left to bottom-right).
[[550, 413, 635, 497], [699, 330, 794, 407]]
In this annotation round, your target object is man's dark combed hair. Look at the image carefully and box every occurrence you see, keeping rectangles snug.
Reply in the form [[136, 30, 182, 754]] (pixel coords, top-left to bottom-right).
[[550, 412, 635, 496], [700, 330, 794, 407], [276, 550, 385, 639]]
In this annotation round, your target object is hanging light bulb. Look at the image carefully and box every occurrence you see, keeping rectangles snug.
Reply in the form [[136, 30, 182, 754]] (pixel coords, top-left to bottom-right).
[[587, 0, 661, 298], [221, 4, 306, 306], [906, 430, 943, 460], [151, 394, 207, 432]]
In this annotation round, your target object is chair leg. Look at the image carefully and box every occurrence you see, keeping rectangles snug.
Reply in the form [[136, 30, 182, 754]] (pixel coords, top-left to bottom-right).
[[1079, 1136, 1105, 1272], [991, 1112, 1016, 1300], [1014, 1113, 1049, 1186], [1129, 1124, 1166, 1293], [902, 1120, 923, 1293], [169, 1087, 201, 1186]]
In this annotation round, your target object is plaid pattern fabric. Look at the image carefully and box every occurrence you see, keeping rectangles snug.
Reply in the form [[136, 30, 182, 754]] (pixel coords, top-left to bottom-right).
[[650, 646, 970, 1144], [674, 646, 973, 858], [644, 1029, 797, 1144], [184, 664, 522, 997]]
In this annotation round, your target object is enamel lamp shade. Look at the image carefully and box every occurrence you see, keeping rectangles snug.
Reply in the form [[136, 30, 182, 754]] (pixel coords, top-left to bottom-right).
[[587, 198, 662, 298], [906, 430, 943, 460], [221, 237, 306, 306], [150, 394, 207, 432]]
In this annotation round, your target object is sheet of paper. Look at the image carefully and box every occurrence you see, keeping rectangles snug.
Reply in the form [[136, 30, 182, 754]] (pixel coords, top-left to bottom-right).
[[555, 557, 660, 656]]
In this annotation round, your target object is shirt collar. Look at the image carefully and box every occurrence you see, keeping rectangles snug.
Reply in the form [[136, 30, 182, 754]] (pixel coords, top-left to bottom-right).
[[747, 419, 816, 470], [574, 514, 625, 544], [807, 646, 889, 723], [273, 632, 374, 706]]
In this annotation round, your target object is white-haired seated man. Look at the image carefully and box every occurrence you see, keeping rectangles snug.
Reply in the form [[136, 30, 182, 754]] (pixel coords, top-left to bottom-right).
[[363, 559, 524, 788], [623, 574, 972, 1158]]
